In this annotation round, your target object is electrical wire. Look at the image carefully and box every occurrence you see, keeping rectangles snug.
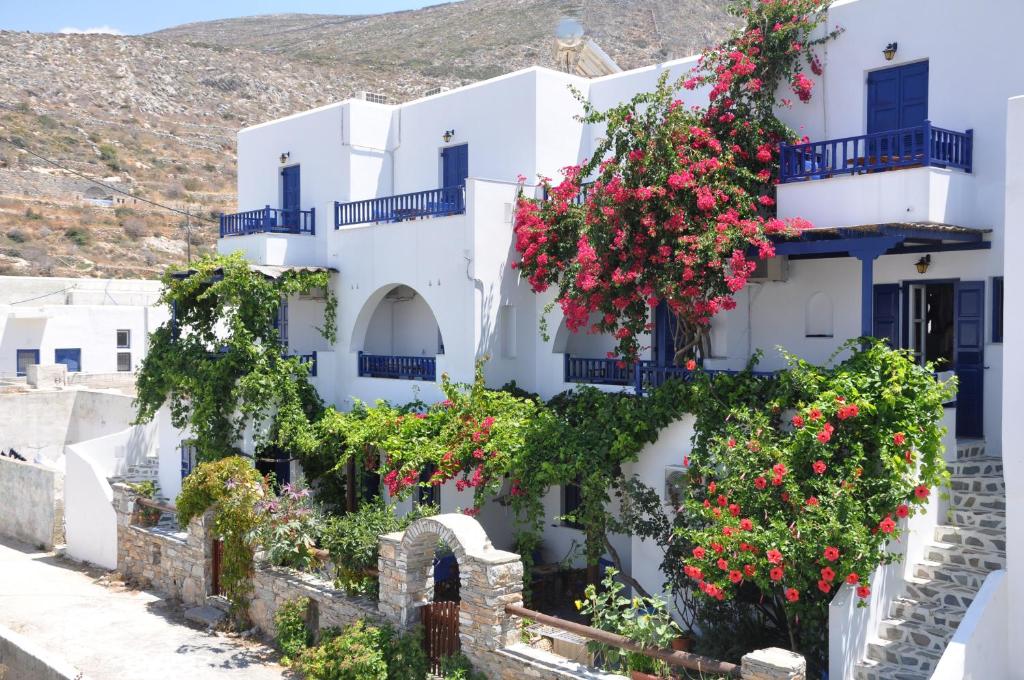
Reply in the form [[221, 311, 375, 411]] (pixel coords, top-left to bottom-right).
[[0, 135, 219, 224], [6, 286, 75, 306]]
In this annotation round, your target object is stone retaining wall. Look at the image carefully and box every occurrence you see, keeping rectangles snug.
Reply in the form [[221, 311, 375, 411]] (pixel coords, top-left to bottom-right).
[[0, 457, 63, 549], [249, 566, 381, 639]]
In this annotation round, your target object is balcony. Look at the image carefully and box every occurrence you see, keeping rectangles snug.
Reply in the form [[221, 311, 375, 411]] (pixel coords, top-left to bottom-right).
[[220, 206, 316, 238], [564, 355, 772, 395], [779, 122, 972, 183], [357, 352, 436, 381], [334, 186, 465, 228]]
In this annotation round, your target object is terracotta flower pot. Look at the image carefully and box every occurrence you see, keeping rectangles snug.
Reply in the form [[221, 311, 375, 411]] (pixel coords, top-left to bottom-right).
[[671, 635, 695, 653]]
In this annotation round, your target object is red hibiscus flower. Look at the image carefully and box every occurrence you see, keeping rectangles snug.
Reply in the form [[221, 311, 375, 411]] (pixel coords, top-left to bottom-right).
[[812, 460, 827, 475], [856, 585, 871, 599], [817, 580, 831, 594], [770, 566, 784, 581], [754, 476, 767, 490], [785, 588, 800, 602], [893, 432, 906, 446], [729, 503, 741, 517], [686, 359, 697, 371], [708, 481, 717, 494], [846, 572, 859, 585], [692, 546, 706, 559], [879, 516, 896, 534], [729, 570, 743, 584], [739, 518, 753, 531], [717, 558, 729, 571], [766, 548, 783, 565], [816, 422, 834, 444], [809, 408, 822, 421], [744, 564, 756, 577], [772, 463, 787, 477], [914, 484, 930, 500], [823, 546, 840, 562], [896, 504, 910, 518], [711, 542, 724, 554], [806, 496, 819, 507], [791, 415, 805, 428], [820, 566, 836, 582]]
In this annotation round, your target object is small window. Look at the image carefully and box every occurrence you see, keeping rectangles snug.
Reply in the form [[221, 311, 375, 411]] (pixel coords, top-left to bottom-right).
[[117, 352, 132, 372], [561, 478, 583, 530], [16, 349, 40, 377], [55, 348, 82, 372], [116, 329, 131, 348], [180, 441, 198, 479], [993, 276, 1004, 343]]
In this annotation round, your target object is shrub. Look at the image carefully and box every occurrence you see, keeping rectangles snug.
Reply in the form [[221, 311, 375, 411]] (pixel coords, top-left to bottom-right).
[[183, 177, 203, 192], [295, 620, 389, 680], [273, 596, 312, 665], [23, 209, 42, 221], [320, 501, 437, 597], [122, 217, 148, 239], [64, 228, 90, 246], [438, 653, 487, 680], [257, 481, 326, 572], [114, 206, 136, 219], [383, 625, 428, 680], [6, 229, 28, 243]]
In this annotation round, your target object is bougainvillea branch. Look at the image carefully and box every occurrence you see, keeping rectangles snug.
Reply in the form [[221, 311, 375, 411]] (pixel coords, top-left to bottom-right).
[[514, 0, 842, 364]]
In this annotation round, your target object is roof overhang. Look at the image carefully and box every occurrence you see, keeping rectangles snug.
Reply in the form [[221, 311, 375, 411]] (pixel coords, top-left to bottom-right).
[[769, 222, 992, 260], [170, 264, 338, 282]]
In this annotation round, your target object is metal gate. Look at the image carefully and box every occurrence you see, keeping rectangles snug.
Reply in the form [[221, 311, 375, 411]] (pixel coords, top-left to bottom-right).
[[211, 539, 224, 596], [421, 601, 460, 672]]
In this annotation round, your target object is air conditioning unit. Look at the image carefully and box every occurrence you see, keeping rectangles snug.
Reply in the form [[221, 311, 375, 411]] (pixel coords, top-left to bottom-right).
[[357, 91, 389, 105], [749, 256, 789, 282]]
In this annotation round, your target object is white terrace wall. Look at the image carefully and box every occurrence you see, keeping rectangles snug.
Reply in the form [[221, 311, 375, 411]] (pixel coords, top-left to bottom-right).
[[0, 457, 63, 549]]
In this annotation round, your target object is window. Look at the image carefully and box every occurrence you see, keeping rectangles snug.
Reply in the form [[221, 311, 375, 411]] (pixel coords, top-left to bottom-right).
[[116, 329, 131, 348], [561, 478, 583, 530], [117, 352, 132, 372], [16, 349, 40, 377], [180, 441, 198, 479], [54, 348, 82, 372], [993, 276, 1004, 343], [274, 297, 289, 348]]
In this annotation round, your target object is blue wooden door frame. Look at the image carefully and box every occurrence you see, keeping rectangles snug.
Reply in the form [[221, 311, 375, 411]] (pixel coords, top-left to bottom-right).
[[441, 144, 469, 188], [15, 349, 40, 376]]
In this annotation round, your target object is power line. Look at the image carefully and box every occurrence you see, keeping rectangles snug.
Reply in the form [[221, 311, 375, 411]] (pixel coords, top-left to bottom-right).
[[7, 286, 75, 306], [0, 135, 220, 225]]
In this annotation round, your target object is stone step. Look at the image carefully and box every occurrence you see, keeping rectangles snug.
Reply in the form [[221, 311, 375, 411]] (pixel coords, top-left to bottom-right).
[[877, 617, 954, 652], [889, 597, 965, 630], [903, 575, 978, 610], [865, 639, 941, 675], [934, 524, 1006, 553], [913, 561, 990, 591], [947, 456, 1003, 477], [950, 507, 1006, 531], [956, 440, 986, 459], [950, 489, 1005, 512], [925, 542, 1006, 571], [853, 657, 933, 680], [949, 474, 1005, 494]]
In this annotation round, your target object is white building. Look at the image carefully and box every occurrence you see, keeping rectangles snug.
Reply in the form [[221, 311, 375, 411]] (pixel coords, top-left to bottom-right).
[[205, 0, 1017, 676], [0, 276, 167, 379]]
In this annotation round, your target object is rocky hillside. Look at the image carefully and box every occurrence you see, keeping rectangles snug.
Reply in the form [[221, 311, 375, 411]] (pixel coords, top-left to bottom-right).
[[0, 0, 736, 278]]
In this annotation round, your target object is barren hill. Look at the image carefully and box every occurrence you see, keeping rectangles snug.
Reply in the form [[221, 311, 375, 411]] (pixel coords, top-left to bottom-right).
[[0, 0, 735, 278]]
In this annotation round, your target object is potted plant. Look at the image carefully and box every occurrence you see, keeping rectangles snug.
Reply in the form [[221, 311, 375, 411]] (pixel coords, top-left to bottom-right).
[[129, 480, 162, 527]]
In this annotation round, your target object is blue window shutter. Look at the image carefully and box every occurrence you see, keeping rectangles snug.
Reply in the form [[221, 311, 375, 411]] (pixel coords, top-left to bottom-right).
[[867, 62, 929, 133], [872, 284, 900, 347], [54, 348, 82, 372], [954, 281, 985, 438], [992, 276, 1004, 343]]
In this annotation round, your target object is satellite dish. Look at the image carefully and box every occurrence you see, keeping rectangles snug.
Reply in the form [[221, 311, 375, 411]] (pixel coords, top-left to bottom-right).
[[555, 17, 585, 49]]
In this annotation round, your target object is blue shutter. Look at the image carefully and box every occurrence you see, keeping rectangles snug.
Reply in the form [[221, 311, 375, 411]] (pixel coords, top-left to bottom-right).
[[653, 300, 677, 366], [441, 144, 469, 188], [872, 284, 900, 347], [867, 62, 929, 133], [954, 281, 985, 438], [992, 277, 1004, 343], [54, 348, 82, 372]]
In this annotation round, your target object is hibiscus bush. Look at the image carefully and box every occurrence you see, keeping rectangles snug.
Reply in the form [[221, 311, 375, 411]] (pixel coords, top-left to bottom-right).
[[513, 0, 841, 363], [677, 340, 954, 667]]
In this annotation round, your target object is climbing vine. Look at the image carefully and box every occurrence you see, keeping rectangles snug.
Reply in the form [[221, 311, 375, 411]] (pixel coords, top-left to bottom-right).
[[134, 252, 336, 462], [513, 0, 841, 363]]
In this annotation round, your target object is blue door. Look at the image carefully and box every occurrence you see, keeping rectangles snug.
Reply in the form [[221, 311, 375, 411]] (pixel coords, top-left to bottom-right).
[[441, 144, 469, 188], [954, 281, 985, 438], [872, 284, 901, 346], [653, 300, 676, 366], [281, 165, 300, 232], [15, 349, 39, 376], [868, 62, 928, 133], [54, 348, 82, 372]]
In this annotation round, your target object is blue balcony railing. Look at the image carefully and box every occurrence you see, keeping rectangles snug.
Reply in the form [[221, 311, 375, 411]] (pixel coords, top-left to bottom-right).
[[778, 121, 972, 183], [542, 181, 594, 205], [293, 351, 317, 377], [357, 352, 436, 381], [220, 205, 315, 237], [334, 186, 465, 228], [565, 355, 773, 396]]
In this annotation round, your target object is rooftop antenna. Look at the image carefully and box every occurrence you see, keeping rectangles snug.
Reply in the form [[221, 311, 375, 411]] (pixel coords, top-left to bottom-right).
[[555, 17, 586, 73]]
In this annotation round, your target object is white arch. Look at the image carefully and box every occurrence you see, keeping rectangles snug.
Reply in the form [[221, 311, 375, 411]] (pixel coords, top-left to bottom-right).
[[349, 283, 445, 355]]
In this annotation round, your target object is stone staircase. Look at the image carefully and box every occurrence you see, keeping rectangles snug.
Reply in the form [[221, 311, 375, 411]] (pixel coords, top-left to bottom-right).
[[853, 441, 1005, 680], [108, 457, 160, 486]]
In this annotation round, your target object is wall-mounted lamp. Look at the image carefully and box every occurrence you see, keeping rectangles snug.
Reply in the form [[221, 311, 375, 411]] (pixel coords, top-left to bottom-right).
[[915, 254, 931, 274], [279, 152, 291, 164], [442, 129, 456, 143], [883, 42, 898, 61]]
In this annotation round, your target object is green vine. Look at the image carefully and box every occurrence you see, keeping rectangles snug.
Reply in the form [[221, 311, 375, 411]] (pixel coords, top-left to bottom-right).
[[134, 252, 336, 462]]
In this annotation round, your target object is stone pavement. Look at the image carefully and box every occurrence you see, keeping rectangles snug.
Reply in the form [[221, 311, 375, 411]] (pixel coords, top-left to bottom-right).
[[0, 537, 288, 680]]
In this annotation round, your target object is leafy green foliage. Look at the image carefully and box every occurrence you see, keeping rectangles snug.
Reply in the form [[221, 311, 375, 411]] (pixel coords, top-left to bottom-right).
[[257, 481, 327, 572], [273, 596, 312, 665], [319, 501, 437, 597], [176, 456, 269, 621], [438, 653, 488, 680], [134, 252, 336, 462], [294, 620, 428, 680]]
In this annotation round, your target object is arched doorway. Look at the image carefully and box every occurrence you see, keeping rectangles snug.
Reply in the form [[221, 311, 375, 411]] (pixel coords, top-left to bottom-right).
[[354, 284, 444, 380]]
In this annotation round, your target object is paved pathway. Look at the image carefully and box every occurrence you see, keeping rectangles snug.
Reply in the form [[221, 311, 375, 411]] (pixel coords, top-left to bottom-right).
[[0, 538, 288, 680]]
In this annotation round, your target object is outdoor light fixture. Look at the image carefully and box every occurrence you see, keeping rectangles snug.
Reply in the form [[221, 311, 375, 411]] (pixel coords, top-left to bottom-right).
[[279, 152, 291, 164], [915, 254, 931, 274], [883, 42, 898, 61], [442, 129, 456, 143]]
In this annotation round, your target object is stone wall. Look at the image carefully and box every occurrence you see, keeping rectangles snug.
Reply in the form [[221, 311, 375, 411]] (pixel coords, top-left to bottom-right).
[[112, 483, 211, 606], [0, 457, 63, 549]]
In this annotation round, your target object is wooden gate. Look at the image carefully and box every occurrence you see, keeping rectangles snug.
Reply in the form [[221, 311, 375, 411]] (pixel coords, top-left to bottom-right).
[[211, 539, 224, 596], [421, 600, 460, 672]]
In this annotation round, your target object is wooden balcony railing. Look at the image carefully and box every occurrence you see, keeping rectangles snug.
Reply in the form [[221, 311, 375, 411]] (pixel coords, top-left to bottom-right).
[[779, 121, 973, 183], [219, 206, 315, 237], [357, 352, 436, 381], [334, 186, 465, 228]]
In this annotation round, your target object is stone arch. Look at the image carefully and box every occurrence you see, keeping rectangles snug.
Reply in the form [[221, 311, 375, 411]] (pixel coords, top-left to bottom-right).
[[805, 291, 834, 337], [349, 283, 445, 355], [377, 514, 523, 659]]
